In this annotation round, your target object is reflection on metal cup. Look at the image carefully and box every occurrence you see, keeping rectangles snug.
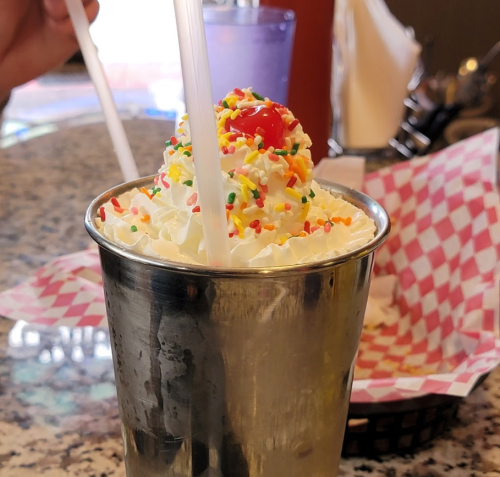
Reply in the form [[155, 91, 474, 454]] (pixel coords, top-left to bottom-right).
[[85, 177, 389, 477]]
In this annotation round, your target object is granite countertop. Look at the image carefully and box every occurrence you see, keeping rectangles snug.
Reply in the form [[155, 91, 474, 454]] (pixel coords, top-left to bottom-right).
[[1, 120, 500, 476]]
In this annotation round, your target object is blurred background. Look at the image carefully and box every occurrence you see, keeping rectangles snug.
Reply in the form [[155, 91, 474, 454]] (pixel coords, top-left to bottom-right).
[[1, 0, 499, 160]]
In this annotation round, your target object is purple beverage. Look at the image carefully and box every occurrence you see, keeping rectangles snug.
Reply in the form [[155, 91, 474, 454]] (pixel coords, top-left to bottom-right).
[[204, 6, 296, 106]]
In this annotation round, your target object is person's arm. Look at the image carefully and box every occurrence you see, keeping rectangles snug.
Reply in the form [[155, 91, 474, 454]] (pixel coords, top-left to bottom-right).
[[0, 0, 99, 96]]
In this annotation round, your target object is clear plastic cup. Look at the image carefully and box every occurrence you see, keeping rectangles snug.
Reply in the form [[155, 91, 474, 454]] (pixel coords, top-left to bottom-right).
[[204, 6, 296, 105]]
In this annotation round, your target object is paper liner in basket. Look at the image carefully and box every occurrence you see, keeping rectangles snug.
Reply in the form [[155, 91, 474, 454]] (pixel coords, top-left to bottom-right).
[[350, 128, 500, 403], [0, 249, 105, 328], [1, 129, 500, 404]]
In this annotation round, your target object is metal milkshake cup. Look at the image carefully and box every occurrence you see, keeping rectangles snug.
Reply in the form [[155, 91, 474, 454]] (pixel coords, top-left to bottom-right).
[[85, 176, 390, 477]]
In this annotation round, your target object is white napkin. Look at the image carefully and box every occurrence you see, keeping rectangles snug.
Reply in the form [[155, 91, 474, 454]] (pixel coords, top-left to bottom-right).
[[333, 0, 421, 149], [314, 156, 365, 190]]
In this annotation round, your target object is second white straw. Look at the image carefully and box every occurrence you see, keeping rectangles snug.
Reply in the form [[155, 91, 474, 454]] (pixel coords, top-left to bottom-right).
[[64, 0, 139, 183]]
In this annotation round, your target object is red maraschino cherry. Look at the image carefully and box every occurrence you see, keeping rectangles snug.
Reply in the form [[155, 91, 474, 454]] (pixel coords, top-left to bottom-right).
[[225, 105, 285, 149]]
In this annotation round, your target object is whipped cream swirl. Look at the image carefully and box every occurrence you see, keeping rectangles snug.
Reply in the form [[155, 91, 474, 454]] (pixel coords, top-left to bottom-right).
[[97, 88, 376, 266]]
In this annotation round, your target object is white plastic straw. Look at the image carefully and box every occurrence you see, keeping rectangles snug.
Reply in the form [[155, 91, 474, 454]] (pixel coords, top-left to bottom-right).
[[64, 0, 139, 183], [173, 0, 231, 266]]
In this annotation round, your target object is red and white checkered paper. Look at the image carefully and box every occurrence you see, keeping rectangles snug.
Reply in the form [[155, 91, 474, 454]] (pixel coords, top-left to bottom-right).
[[0, 249, 105, 328], [351, 127, 500, 402], [1, 129, 499, 404]]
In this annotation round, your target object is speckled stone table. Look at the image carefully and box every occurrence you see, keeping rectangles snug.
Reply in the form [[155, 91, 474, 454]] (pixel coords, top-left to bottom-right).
[[1, 121, 499, 476]]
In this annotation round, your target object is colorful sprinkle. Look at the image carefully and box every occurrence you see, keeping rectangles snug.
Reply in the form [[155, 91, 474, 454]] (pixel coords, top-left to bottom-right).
[[245, 150, 259, 164], [295, 157, 308, 181], [255, 225, 262, 234], [240, 201, 248, 210], [309, 189, 316, 198], [234, 88, 244, 97], [231, 215, 245, 235], [131, 225, 138, 232], [228, 145, 236, 154], [174, 142, 182, 150], [235, 167, 248, 176], [324, 222, 332, 233], [141, 187, 153, 200], [249, 220, 260, 229], [160, 172, 170, 189], [228, 171, 234, 178], [241, 184, 250, 202], [317, 219, 326, 226], [284, 202, 292, 211], [168, 164, 181, 182], [226, 204, 234, 210], [170, 136, 178, 146], [288, 118, 300, 131], [251, 189, 260, 199], [227, 192, 236, 204], [186, 192, 198, 206], [130, 207, 138, 215], [222, 99, 230, 109], [239, 175, 257, 190], [183, 180, 193, 186], [182, 150, 192, 157], [291, 143, 300, 155], [311, 225, 320, 233], [301, 196, 308, 204], [263, 224, 275, 231], [141, 214, 150, 223], [255, 198, 264, 208], [285, 187, 303, 201], [274, 149, 288, 156], [304, 221, 311, 234], [286, 176, 297, 188], [221, 145, 229, 155], [99, 206, 106, 221], [269, 153, 280, 162], [192, 206, 201, 213], [230, 109, 241, 120], [300, 202, 310, 220], [165, 140, 172, 147], [258, 142, 264, 149], [111, 197, 121, 208], [256, 127, 266, 136], [252, 91, 265, 101]]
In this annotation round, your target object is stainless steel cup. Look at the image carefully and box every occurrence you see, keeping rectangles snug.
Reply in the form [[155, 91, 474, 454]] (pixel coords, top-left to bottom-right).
[[85, 177, 389, 477]]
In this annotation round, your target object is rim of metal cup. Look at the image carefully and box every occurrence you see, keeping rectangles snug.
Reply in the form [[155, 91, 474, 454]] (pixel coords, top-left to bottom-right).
[[85, 176, 390, 278], [203, 6, 296, 25]]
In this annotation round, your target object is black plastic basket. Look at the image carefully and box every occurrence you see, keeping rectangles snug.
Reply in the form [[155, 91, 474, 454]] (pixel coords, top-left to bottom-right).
[[342, 374, 488, 456]]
